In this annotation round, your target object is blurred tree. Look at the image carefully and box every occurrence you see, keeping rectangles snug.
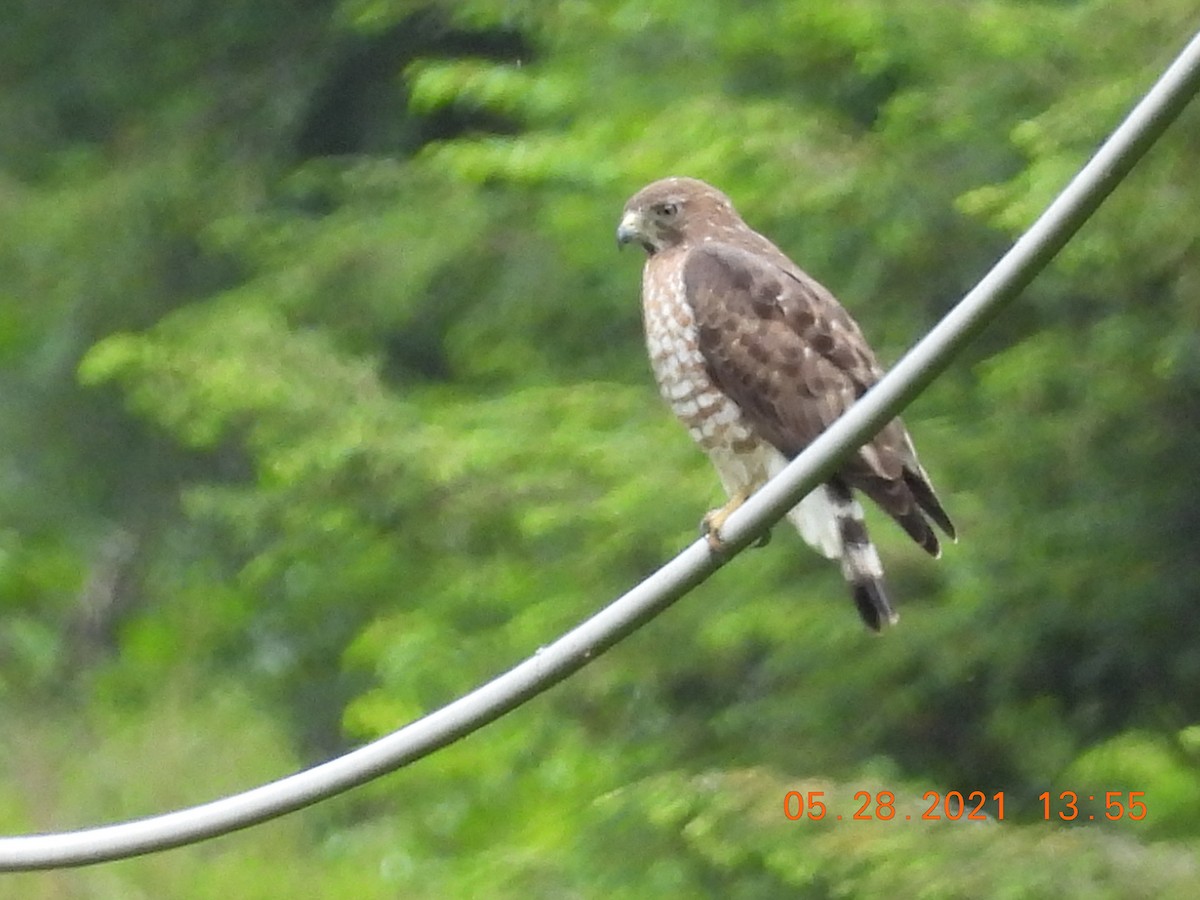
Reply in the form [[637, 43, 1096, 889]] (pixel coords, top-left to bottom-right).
[[2, 0, 1199, 895]]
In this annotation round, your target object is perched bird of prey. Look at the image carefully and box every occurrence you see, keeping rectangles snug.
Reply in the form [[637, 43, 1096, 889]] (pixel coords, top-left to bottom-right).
[[617, 177, 954, 630]]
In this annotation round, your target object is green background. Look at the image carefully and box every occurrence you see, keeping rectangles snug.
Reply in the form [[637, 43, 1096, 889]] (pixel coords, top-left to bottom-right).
[[2, 1, 1199, 895]]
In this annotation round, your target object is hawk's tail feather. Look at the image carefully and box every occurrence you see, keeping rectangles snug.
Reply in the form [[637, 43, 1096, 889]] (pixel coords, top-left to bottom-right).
[[851, 577, 896, 632], [903, 467, 957, 541], [859, 475, 942, 558], [826, 481, 898, 631]]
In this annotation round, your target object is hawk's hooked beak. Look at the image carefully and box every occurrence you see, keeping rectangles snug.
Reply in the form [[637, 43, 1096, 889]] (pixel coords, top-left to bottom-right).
[[616, 211, 642, 250]]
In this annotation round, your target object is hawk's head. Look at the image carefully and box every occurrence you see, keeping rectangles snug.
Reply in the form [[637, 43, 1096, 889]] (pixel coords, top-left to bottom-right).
[[617, 177, 743, 256]]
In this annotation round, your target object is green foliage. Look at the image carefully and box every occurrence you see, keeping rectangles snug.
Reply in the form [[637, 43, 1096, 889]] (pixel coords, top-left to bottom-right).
[[599, 769, 1200, 898], [2, 0, 1200, 894]]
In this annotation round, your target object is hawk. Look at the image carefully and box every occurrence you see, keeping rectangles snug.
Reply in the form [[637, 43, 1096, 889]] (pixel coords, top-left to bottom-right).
[[617, 177, 955, 630]]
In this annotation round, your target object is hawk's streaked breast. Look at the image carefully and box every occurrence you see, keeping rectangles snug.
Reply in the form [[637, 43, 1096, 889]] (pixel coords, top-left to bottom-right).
[[642, 248, 780, 503], [642, 251, 758, 455]]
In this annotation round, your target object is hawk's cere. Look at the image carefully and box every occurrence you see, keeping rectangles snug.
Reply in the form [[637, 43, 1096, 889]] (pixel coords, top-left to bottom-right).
[[617, 177, 955, 630]]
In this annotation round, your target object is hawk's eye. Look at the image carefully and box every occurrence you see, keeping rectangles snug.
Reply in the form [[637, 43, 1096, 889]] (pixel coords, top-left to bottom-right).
[[655, 202, 679, 219]]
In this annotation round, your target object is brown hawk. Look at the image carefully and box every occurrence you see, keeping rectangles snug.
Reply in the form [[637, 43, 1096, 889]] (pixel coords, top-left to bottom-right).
[[617, 176, 955, 630]]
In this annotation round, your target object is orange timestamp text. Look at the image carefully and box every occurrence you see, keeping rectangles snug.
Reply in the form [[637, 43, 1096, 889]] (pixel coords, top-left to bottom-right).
[[783, 790, 1147, 822], [1038, 790, 1146, 821]]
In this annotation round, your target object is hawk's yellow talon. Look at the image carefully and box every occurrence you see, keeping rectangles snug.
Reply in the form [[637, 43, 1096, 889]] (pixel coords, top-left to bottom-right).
[[700, 490, 749, 555]]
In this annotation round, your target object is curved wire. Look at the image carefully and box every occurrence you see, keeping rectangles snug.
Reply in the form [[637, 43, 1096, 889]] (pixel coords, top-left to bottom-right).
[[3, 28, 1199, 872]]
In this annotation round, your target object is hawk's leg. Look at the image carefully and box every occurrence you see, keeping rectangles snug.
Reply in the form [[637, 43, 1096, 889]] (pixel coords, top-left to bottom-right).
[[701, 490, 769, 553]]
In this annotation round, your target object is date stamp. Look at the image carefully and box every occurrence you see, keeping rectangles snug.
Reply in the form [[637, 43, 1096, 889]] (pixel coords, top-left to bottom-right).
[[783, 790, 1147, 822]]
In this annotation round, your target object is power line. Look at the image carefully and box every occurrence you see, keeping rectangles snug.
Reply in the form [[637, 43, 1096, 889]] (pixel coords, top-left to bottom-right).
[[2, 28, 1199, 872]]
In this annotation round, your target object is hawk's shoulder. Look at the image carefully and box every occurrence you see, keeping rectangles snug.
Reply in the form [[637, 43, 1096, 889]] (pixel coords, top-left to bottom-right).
[[682, 243, 879, 378], [677, 241, 887, 452]]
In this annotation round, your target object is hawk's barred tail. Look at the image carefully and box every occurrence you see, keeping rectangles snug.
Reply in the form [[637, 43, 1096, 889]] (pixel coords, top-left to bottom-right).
[[828, 481, 898, 631]]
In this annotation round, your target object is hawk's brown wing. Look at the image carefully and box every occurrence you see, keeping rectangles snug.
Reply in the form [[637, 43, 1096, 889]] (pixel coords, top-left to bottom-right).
[[681, 242, 955, 554]]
